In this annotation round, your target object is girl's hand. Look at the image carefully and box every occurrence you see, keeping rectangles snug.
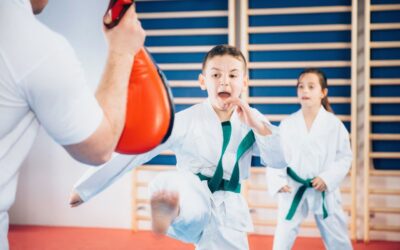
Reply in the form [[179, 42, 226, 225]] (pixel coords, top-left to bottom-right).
[[69, 192, 84, 208], [279, 185, 292, 193], [311, 177, 327, 192], [223, 97, 272, 136]]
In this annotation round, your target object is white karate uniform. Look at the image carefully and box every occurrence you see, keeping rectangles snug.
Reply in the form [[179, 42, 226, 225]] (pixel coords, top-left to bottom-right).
[[0, 1, 103, 249], [75, 99, 286, 250], [266, 106, 353, 250]]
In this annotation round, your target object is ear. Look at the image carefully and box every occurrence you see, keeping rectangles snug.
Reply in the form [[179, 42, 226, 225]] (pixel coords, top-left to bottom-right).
[[241, 76, 249, 92], [199, 73, 207, 90], [322, 88, 328, 98]]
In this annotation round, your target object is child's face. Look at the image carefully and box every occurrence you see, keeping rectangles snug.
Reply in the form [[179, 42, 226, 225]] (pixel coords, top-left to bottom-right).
[[297, 73, 327, 109], [199, 55, 247, 111]]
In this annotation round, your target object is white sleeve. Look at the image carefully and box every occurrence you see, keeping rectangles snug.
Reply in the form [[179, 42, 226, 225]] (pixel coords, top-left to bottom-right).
[[22, 37, 103, 145], [74, 153, 137, 202], [266, 167, 288, 197], [251, 109, 287, 169], [74, 137, 173, 202], [73, 113, 186, 202], [318, 122, 352, 192]]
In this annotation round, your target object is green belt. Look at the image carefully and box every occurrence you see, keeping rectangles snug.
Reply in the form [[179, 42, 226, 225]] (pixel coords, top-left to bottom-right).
[[203, 121, 255, 194], [197, 173, 241, 193], [285, 167, 328, 220]]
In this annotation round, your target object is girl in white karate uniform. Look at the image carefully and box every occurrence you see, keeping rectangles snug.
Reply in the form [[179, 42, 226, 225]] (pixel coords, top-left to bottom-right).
[[70, 45, 287, 250], [267, 68, 353, 250]]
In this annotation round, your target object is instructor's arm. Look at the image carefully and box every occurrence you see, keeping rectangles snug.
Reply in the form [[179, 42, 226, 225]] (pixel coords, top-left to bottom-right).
[[64, 5, 145, 165]]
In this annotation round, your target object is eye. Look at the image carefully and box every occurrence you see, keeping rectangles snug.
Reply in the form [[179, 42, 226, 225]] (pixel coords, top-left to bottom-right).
[[212, 73, 220, 78], [298, 84, 304, 89], [229, 74, 238, 78]]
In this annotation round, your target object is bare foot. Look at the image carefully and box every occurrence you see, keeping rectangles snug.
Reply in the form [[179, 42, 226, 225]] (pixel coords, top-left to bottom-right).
[[150, 190, 180, 235]]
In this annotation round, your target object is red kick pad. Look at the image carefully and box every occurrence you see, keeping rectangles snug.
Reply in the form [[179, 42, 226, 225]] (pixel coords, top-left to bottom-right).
[[105, 0, 174, 154]]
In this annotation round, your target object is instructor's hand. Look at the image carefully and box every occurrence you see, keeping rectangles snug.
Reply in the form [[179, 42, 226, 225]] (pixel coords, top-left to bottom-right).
[[104, 4, 146, 56]]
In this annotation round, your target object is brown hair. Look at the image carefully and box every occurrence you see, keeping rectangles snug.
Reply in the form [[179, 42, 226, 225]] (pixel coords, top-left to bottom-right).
[[297, 68, 333, 113], [202, 45, 247, 72]]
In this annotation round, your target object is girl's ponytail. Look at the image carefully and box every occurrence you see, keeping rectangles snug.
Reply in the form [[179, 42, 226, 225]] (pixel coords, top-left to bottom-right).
[[321, 95, 333, 113]]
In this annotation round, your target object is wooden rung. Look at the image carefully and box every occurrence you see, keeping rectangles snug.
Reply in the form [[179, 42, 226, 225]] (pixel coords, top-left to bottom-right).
[[147, 46, 213, 53], [370, 224, 400, 232], [265, 115, 287, 122], [370, 169, 400, 177], [137, 165, 175, 171], [159, 63, 201, 70], [370, 206, 400, 214], [136, 215, 151, 221], [250, 79, 350, 86], [248, 6, 351, 15], [369, 188, 400, 195], [250, 79, 296, 86], [370, 116, 400, 122], [370, 78, 400, 85], [174, 97, 205, 105], [371, 60, 400, 67], [370, 134, 400, 140], [370, 152, 400, 159], [370, 42, 400, 49], [249, 61, 351, 69], [341, 187, 351, 193], [138, 10, 228, 19], [248, 24, 351, 33], [371, 23, 400, 31], [371, 4, 400, 11], [252, 219, 275, 227], [160, 150, 175, 156], [147, 28, 228, 36], [337, 115, 352, 122], [248, 43, 350, 51], [169, 81, 199, 87], [248, 203, 277, 209], [370, 97, 400, 104], [248, 97, 350, 104]]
